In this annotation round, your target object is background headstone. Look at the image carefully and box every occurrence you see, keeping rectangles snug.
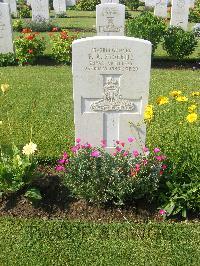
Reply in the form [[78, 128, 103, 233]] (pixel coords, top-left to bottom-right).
[[72, 36, 152, 152], [189, 0, 195, 7], [3, 0, 17, 16], [32, 0, 49, 21], [154, 0, 168, 17], [66, 0, 75, 6], [145, 0, 156, 7], [0, 2, 13, 53], [170, 0, 190, 30], [53, 0, 66, 14], [96, 3, 125, 36]]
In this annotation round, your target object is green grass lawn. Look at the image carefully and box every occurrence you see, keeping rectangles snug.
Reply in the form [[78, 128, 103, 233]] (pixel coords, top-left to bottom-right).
[[1, 67, 199, 158], [0, 218, 199, 266]]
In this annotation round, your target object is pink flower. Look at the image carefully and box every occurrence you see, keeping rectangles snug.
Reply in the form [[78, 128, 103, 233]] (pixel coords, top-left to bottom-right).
[[116, 146, 122, 152], [71, 144, 80, 153], [85, 143, 92, 149], [91, 150, 101, 157], [143, 147, 149, 153], [155, 156, 163, 161], [159, 209, 166, 215], [113, 152, 117, 156], [135, 164, 140, 172], [123, 151, 129, 157], [128, 137, 136, 143], [58, 159, 65, 164], [154, 148, 160, 153], [116, 140, 120, 145], [156, 155, 166, 162], [162, 164, 167, 170], [62, 152, 68, 159], [120, 142, 125, 147], [76, 138, 81, 143], [143, 159, 148, 165], [133, 150, 139, 157], [101, 139, 106, 148], [55, 165, 65, 172]]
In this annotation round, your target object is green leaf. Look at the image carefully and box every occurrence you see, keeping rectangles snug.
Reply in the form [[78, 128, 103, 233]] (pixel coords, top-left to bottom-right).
[[25, 188, 42, 202]]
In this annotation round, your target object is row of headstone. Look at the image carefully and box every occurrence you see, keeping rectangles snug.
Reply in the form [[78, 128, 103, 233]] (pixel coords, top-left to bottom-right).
[[30, 0, 76, 20], [0, 2, 13, 53], [146, 0, 195, 30], [72, 0, 152, 152]]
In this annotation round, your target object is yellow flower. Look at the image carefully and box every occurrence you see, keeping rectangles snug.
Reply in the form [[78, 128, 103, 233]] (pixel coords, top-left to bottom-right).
[[191, 91, 200, 96], [170, 90, 182, 97], [156, 96, 169, 105], [188, 105, 197, 113], [0, 121, 2, 125], [186, 113, 198, 123], [1, 84, 9, 94], [176, 96, 188, 102], [22, 142, 37, 156], [144, 105, 153, 121]]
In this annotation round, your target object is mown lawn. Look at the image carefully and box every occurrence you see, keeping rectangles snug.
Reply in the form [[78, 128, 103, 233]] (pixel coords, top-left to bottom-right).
[[0, 218, 199, 266], [0, 67, 199, 158]]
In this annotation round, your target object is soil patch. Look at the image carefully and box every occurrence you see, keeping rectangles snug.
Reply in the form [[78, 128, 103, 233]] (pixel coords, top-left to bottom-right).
[[0, 166, 199, 222]]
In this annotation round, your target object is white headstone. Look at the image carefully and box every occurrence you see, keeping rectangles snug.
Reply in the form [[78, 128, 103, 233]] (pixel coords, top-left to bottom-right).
[[0, 3, 13, 53], [189, 0, 195, 7], [170, 0, 190, 30], [72, 36, 152, 152], [53, 0, 66, 14], [3, 0, 17, 16], [101, 0, 119, 3], [154, 0, 168, 18], [96, 4, 125, 36], [31, 0, 49, 21], [66, 0, 75, 6], [145, 0, 156, 7]]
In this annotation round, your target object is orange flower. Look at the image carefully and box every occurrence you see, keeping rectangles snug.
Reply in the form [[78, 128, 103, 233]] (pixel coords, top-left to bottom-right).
[[22, 28, 32, 34], [52, 27, 58, 32], [25, 34, 35, 41], [28, 49, 33, 54]]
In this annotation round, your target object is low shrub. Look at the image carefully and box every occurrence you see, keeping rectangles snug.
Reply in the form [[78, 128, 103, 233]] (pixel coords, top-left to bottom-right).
[[24, 19, 60, 32], [14, 33, 46, 65], [0, 53, 16, 67], [189, 0, 200, 23], [126, 12, 166, 54], [13, 19, 23, 32], [56, 139, 169, 206], [17, 0, 31, 18], [126, 0, 140, 10], [51, 31, 77, 64], [163, 27, 198, 60], [76, 0, 100, 11], [147, 89, 200, 218]]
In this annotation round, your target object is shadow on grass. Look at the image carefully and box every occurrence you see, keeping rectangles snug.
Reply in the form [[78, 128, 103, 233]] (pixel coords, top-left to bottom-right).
[[152, 57, 200, 69]]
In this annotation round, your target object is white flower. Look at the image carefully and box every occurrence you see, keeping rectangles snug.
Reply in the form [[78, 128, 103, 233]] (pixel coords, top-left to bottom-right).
[[22, 142, 37, 156]]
